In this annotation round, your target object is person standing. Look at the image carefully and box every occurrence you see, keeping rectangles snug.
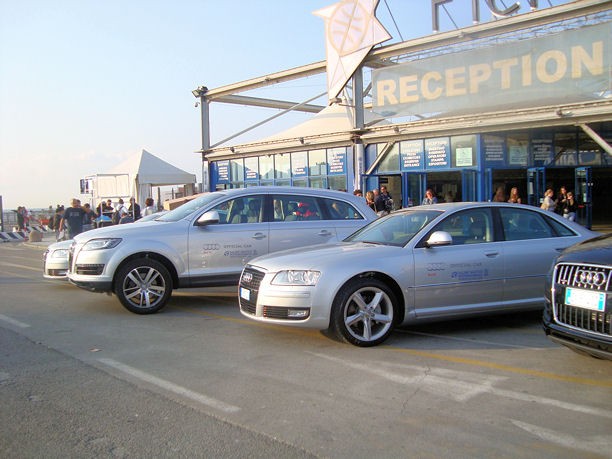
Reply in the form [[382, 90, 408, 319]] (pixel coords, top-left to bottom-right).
[[16, 206, 25, 231], [374, 186, 393, 216], [60, 199, 85, 239], [128, 197, 141, 221], [562, 191, 577, 221], [555, 186, 568, 214], [365, 191, 376, 211], [492, 186, 506, 202], [540, 189, 556, 211], [82, 203, 97, 231], [143, 197, 156, 216], [421, 188, 438, 205], [507, 187, 522, 204]]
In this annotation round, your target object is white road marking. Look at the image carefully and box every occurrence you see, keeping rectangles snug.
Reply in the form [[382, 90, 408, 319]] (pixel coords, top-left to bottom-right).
[[0, 314, 31, 328], [309, 352, 612, 419], [0, 261, 41, 272], [97, 358, 240, 414], [512, 420, 612, 456]]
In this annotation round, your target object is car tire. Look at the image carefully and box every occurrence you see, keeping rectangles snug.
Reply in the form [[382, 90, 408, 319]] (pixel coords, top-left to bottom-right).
[[114, 258, 172, 314], [330, 277, 396, 347]]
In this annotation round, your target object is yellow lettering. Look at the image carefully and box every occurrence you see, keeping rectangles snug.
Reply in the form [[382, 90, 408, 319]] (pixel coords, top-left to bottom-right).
[[399, 75, 419, 103], [571, 42, 603, 78], [422, 71, 443, 100], [445, 67, 467, 96], [468, 63, 491, 94], [493, 58, 518, 89], [536, 50, 566, 83], [376, 80, 398, 105]]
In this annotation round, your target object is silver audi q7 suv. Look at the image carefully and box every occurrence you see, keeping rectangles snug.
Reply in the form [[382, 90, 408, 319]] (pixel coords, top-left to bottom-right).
[[67, 187, 377, 314]]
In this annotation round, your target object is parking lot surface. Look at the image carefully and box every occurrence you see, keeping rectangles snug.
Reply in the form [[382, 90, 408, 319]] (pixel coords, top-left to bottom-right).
[[1, 242, 611, 458]]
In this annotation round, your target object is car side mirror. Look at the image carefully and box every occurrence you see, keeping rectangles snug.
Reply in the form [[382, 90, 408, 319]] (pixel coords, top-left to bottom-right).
[[196, 210, 220, 226], [426, 231, 452, 247]]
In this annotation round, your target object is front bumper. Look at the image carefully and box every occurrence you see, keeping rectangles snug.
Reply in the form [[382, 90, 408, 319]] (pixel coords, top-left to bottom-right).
[[543, 301, 612, 360]]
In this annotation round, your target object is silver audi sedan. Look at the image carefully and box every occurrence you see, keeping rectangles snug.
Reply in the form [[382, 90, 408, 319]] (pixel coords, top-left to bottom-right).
[[239, 202, 598, 346]]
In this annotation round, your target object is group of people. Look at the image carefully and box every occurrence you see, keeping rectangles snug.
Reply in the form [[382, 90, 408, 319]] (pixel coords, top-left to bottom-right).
[[50, 197, 156, 241], [540, 186, 578, 221], [354, 186, 394, 217]]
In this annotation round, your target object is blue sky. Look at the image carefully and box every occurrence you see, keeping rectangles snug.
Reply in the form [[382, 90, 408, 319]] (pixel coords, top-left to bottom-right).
[[0, 0, 571, 210]]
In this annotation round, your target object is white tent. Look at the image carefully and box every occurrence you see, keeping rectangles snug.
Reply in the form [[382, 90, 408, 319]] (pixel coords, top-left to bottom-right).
[[86, 149, 197, 209]]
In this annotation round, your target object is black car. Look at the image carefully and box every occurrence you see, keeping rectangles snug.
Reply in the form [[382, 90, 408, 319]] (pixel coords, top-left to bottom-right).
[[543, 233, 612, 360]]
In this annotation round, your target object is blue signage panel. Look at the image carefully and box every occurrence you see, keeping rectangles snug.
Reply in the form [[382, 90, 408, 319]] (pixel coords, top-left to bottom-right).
[[483, 134, 506, 167], [400, 140, 424, 170], [328, 148, 347, 175], [217, 160, 230, 183], [424, 137, 450, 169], [532, 137, 553, 167]]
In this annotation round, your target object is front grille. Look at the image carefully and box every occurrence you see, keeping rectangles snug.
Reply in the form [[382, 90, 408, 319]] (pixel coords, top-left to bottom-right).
[[239, 266, 265, 315], [553, 262, 611, 337], [75, 264, 104, 275], [554, 263, 610, 291]]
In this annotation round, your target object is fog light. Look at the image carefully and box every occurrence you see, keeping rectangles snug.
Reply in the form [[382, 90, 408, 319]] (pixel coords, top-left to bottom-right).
[[287, 308, 309, 319]]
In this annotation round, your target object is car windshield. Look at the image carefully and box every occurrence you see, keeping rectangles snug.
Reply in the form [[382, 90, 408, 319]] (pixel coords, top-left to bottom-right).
[[345, 209, 442, 246], [157, 192, 223, 222]]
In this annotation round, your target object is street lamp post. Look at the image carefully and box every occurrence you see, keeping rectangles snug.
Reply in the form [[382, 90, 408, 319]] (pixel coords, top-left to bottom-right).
[[192, 86, 210, 192]]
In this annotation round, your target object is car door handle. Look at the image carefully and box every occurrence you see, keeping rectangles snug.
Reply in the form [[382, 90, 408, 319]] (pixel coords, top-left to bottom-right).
[[484, 251, 499, 258], [252, 233, 267, 240], [555, 247, 566, 252], [318, 230, 333, 237]]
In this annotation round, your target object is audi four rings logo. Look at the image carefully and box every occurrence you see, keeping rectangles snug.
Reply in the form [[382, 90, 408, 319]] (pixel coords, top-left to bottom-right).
[[243, 272, 253, 283], [574, 269, 607, 287], [202, 243, 220, 251]]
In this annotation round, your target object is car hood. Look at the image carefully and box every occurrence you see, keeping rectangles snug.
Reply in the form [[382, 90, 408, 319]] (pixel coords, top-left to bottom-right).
[[248, 241, 403, 271], [557, 233, 612, 265], [73, 220, 171, 242]]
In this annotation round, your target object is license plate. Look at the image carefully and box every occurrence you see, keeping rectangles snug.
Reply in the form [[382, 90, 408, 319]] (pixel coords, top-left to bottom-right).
[[565, 287, 606, 312], [240, 287, 250, 301]]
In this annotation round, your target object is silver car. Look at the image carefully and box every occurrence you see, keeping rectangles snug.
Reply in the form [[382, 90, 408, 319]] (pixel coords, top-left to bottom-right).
[[43, 211, 167, 281], [239, 202, 598, 346], [43, 239, 73, 280], [67, 187, 377, 314]]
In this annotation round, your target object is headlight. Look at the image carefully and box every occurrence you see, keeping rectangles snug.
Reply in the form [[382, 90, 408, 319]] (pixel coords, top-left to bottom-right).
[[81, 238, 122, 251], [272, 270, 320, 286], [49, 249, 69, 259]]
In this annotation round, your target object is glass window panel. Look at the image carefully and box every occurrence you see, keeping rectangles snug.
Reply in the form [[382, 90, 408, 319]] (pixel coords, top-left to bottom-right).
[[275, 154, 290, 179], [309, 149, 326, 176], [377, 143, 400, 173], [259, 155, 274, 180]]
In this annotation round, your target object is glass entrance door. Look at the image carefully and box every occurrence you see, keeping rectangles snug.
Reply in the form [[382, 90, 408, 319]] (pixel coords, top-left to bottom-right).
[[527, 167, 546, 207], [575, 167, 593, 228]]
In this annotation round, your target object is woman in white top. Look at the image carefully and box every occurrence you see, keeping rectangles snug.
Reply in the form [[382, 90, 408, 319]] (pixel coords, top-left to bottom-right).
[[540, 188, 556, 211]]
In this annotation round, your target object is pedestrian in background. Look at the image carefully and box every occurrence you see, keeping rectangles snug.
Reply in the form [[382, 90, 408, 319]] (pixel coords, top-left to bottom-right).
[[540, 189, 556, 211], [421, 188, 437, 205], [128, 197, 141, 221], [143, 197, 156, 216], [507, 187, 522, 204], [60, 199, 85, 239]]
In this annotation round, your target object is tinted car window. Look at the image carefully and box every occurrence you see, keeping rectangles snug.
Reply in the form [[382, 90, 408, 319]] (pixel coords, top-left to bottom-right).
[[212, 196, 264, 224], [432, 209, 494, 245], [271, 194, 321, 221], [322, 198, 364, 220], [500, 207, 564, 240]]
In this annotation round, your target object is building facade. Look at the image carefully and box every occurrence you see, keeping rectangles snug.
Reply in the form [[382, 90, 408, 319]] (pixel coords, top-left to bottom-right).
[[194, 0, 611, 228]]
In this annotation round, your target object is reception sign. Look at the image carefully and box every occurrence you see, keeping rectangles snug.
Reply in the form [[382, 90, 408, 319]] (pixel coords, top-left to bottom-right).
[[373, 22, 610, 118]]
